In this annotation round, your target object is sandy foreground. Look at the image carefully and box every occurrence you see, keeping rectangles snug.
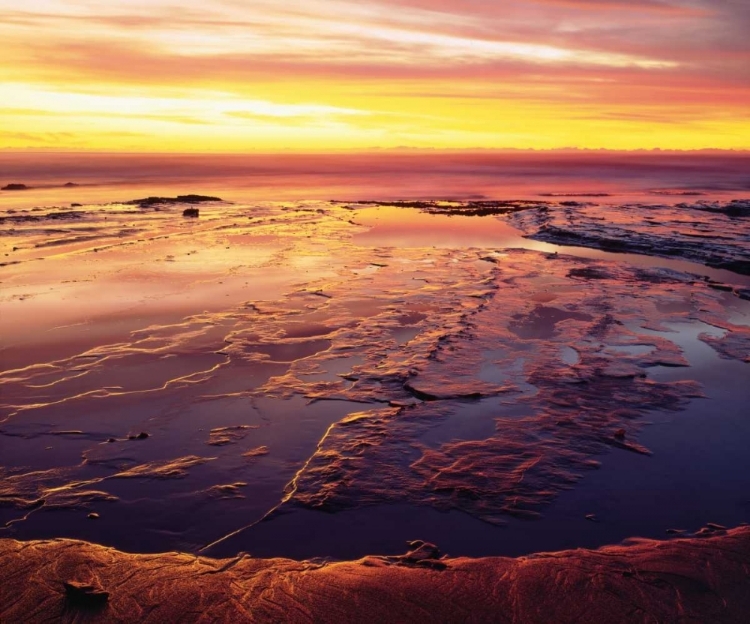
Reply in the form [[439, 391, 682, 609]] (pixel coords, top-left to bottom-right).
[[1, 194, 749, 621], [2, 526, 750, 623]]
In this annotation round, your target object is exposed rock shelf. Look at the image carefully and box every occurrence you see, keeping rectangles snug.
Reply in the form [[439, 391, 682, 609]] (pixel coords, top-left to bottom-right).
[[2, 527, 749, 623], [510, 199, 750, 275]]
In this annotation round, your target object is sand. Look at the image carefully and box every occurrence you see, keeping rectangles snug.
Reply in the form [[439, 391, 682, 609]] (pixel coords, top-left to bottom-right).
[[2, 525, 750, 623]]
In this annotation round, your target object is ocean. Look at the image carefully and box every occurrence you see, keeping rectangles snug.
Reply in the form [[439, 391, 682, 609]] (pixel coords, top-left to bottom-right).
[[2, 151, 749, 210]]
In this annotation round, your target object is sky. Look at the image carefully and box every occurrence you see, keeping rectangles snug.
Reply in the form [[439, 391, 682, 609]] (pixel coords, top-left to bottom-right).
[[1, 0, 749, 152]]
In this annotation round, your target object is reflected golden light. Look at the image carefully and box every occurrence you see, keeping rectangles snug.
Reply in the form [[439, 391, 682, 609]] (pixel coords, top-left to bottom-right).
[[1, 0, 748, 151]]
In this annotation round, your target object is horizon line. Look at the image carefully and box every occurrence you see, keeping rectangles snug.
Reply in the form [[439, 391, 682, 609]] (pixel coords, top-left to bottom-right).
[[3, 147, 750, 156]]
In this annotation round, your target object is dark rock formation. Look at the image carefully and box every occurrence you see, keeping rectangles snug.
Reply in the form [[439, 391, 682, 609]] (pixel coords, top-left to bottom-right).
[[126, 195, 221, 208], [349, 200, 545, 217], [510, 199, 750, 275], [2, 183, 29, 191], [0, 210, 84, 225]]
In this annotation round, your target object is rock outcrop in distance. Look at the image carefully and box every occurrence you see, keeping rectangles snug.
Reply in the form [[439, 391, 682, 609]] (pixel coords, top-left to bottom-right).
[[1, 183, 29, 191], [2, 526, 749, 623], [126, 195, 222, 207]]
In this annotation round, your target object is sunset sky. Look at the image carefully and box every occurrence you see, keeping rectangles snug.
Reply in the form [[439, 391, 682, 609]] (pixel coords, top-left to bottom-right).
[[2, 0, 749, 152]]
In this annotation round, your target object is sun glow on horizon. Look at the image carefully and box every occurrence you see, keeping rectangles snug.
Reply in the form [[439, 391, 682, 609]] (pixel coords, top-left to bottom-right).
[[1, 0, 748, 152]]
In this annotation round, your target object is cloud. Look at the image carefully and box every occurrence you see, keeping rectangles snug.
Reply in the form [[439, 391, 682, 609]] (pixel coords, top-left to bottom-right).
[[0, 0, 747, 150]]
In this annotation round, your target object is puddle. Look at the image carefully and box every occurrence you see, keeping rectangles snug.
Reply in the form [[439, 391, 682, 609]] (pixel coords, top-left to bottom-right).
[[352, 207, 523, 249], [392, 327, 422, 345]]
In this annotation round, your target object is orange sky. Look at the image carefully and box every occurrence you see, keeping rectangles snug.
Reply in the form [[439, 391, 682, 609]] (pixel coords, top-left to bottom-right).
[[1, 0, 749, 151]]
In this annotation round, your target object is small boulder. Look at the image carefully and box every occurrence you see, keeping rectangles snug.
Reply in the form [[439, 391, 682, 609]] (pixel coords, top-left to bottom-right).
[[183, 208, 200, 218]]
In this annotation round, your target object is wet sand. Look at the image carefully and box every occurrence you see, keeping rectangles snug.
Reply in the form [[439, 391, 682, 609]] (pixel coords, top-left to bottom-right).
[[1, 186, 749, 620]]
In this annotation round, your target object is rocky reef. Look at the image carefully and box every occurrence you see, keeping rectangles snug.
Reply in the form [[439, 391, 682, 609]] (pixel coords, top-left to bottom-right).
[[510, 199, 750, 275], [1, 194, 749, 622]]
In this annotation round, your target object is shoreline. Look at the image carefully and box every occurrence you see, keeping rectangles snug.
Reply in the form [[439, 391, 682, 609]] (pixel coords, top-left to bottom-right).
[[2, 192, 749, 621]]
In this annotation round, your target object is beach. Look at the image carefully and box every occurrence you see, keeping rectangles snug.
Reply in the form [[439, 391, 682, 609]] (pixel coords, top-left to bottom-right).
[[1, 153, 749, 620]]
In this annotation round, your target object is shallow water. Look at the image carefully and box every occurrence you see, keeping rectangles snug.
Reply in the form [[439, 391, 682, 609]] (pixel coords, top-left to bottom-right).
[[1, 168, 749, 560]]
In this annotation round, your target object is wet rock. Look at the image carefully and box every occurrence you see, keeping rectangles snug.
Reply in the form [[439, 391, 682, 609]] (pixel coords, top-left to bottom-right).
[[183, 208, 200, 218], [608, 437, 653, 456], [208, 425, 255, 446], [350, 199, 543, 217], [511, 200, 750, 275], [685, 199, 750, 218], [614, 428, 626, 439], [127, 432, 149, 440], [112, 456, 213, 479], [699, 325, 750, 363], [403, 382, 484, 401], [46, 210, 84, 221], [127, 195, 221, 207], [707, 282, 733, 293], [706, 522, 727, 531], [405, 540, 442, 560], [206, 482, 247, 500], [568, 267, 612, 280], [88, 512, 100, 520], [242, 446, 269, 459], [0, 214, 41, 224], [383, 540, 447, 570]]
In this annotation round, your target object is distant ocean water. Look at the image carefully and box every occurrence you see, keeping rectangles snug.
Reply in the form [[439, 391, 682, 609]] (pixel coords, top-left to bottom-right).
[[1, 151, 749, 210]]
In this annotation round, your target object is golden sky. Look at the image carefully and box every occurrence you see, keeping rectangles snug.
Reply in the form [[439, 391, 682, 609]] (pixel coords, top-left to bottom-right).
[[2, 0, 749, 151]]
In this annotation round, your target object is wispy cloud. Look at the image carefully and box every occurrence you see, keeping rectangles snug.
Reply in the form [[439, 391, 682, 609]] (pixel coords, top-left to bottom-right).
[[0, 0, 747, 150]]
